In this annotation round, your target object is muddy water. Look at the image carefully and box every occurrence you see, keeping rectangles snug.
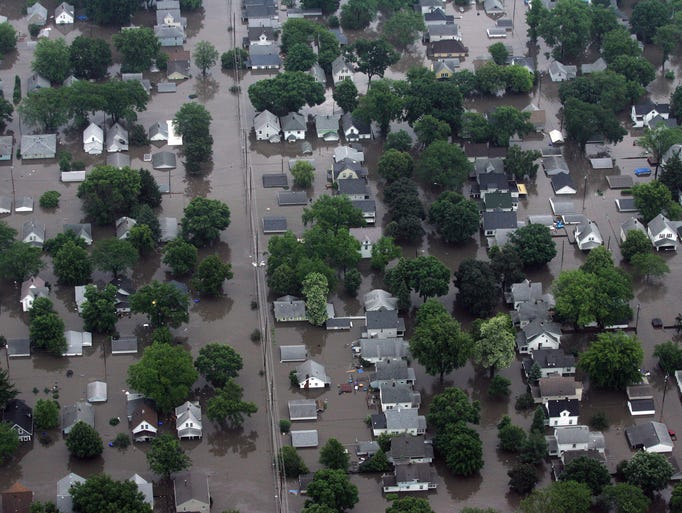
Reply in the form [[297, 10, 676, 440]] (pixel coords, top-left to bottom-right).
[[1, 0, 682, 511]]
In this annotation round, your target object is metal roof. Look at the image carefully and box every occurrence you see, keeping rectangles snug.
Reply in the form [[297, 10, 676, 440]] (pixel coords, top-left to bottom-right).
[[277, 191, 308, 206], [7, 339, 30, 357], [262, 173, 289, 188], [111, 336, 138, 354], [279, 345, 308, 362], [291, 429, 319, 447], [288, 400, 318, 420], [87, 381, 108, 402], [263, 216, 288, 234]]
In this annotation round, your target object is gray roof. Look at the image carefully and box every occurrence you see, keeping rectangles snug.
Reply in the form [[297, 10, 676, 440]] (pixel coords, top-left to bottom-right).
[[615, 198, 638, 212], [274, 295, 306, 320], [357, 440, 380, 456], [331, 56, 352, 77], [550, 172, 576, 193], [549, 60, 577, 80], [309, 62, 327, 84], [248, 25, 277, 41], [341, 113, 371, 136], [374, 359, 415, 382], [27, 74, 50, 92], [277, 191, 308, 206], [550, 198, 577, 216], [64, 330, 91, 356], [575, 220, 603, 249], [62, 402, 94, 434], [249, 53, 282, 68], [606, 175, 634, 189], [389, 434, 434, 461], [520, 319, 561, 342], [296, 360, 330, 385], [2, 399, 33, 436], [27, 2, 48, 24], [111, 336, 138, 354], [280, 345, 308, 362], [152, 151, 177, 169], [581, 57, 607, 74], [315, 114, 340, 133], [280, 112, 306, 132], [291, 429, 319, 447], [482, 210, 518, 231], [360, 338, 409, 361], [116, 216, 137, 239], [546, 398, 579, 417], [254, 110, 281, 133], [424, 8, 454, 22], [159, 217, 179, 242], [288, 399, 318, 420], [22, 220, 45, 246], [554, 425, 603, 448], [428, 24, 460, 38], [173, 471, 210, 509], [543, 155, 569, 176], [366, 309, 405, 331], [539, 377, 580, 397], [351, 198, 376, 214], [648, 213, 675, 237], [510, 280, 543, 304], [157, 82, 177, 93], [333, 158, 368, 180], [531, 348, 576, 369], [87, 381, 107, 403], [330, 27, 348, 44], [626, 421, 674, 450], [380, 383, 420, 406], [107, 152, 131, 168], [0, 196, 11, 213], [0, 135, 13, 156], [621, 217, 646, 237], [263, 216, 288, 234], [64, 224, 93, 244], [56, 2, 75, 17], [385, 408, 423, 431], [57, 473, 85, 513], [106, 122, 128, 150], [262, 173, 289, 188], [393, 462, 435, 484], [627, 384, 654, 400], [21, 134, 56, 158], [432, 59, 459, 75], [149, 121, 169, 140], [130, 474, 154, 508], [364, 289, 398, 312], [337, 178, 369, 197]]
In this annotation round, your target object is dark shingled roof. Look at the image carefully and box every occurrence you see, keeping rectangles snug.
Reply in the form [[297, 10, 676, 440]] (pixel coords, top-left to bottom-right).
[[262, 173, 289, 188]]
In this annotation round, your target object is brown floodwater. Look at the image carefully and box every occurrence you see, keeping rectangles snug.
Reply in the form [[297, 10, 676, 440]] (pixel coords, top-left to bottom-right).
[[1, 0, 682, 511]]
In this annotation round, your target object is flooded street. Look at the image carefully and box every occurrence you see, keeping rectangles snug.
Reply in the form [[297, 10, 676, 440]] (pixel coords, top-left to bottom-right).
[[1, 0, 682, 511]]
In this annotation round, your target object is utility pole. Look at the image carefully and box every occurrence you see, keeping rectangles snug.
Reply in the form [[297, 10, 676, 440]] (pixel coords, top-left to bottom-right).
[[10, 166, 15, 204], [582, 175, 587, 211]]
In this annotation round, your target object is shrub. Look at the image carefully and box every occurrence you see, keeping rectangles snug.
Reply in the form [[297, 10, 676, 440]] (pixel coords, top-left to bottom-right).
[[109, 417, 120, 426], [515, 391, 534, 411], [112, 433, 131, 449], [590, 412, 609, 431], [39, 191, 61, 209], [250, 329, 261, 342], [71, 161, 86, 171], [279, 419, 291, 434], [28, 24, 40, 37], [59, 152, 72, 171], [488, 375, 511, 398], [12, 75, 21, 105]]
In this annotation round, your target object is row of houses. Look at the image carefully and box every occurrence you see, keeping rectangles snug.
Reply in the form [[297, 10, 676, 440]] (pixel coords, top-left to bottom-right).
[[26, 2, 75, 26], [254, 111, 371, 143]]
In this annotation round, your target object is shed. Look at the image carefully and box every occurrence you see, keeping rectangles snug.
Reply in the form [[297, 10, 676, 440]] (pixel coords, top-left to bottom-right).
[[606, 175, 634, 189], [549, 130, 565, 144], [291, 429, 319, 448], [112, 336, 138, 354], [152, 151, 177, 169], [288, 400, 318, 421], [87, 381, 108, 403], [14, 197, 32, 213], [625, 421, 674, 453], [590, 158, 613, 169], [277, 191, 308, 206], [615, 198, 638, 212], [157, 82, 177, 93], [262, 174, 289, 188], [550, 173, 577, 195], [7, 339, 30, 358], [160, 217, 179, 242], [279, 345, 308, 362], [263, 216, 288, 234], [549, 198, 576, 216]]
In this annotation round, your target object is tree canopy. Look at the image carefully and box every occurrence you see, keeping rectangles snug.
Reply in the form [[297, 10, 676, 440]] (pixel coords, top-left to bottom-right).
[[454, 259, 499, 317], [205, 378, 258, 428], [82, 284, 118, 335], [192, 255, 233, 296], [131, 280, 189, 329], [622, 451, 673, 496], [319, 438, 350, 471], [518, 481, 592, 513], [173, 102, 213, 174], [77, 165, 142, 225], [305, 469, 359, 512], [472, 313, 516, 377], [195, 343, 244, 388], [508, 224, 557, 267], [32, 38, 71, 84], [428, 191, 479, 244], [435, 422, 484, 476], [194, 41, 219, 76], [598, 484, 650, 513], [248, 71, 325, 116], [181, 197, 231, 247], [559, 456, 611, 495], [302, 272, 329, 326], [92, 238, 138, 278], [579, 332, 643, 390], [345, 38, 399, 84], [112, 27, 161, 72], [66, 421, 103, 458], [71, 474, 152, 513], [29, 297, 67, 356], [427, 387, 480, 434], [416, 141, 472, 189], [0, 422, 19, 464], [70, 36, 112, 80], [147, 433, 191, 479], [0, 242, 44, 282], [302, 195, 364, 233]]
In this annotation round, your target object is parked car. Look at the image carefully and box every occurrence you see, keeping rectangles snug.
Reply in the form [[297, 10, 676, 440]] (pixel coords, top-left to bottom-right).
[[634, 168, 652, 177]]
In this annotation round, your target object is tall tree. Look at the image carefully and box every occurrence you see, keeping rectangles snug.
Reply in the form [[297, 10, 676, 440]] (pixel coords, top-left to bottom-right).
[[504, 146, 541, 181], [563, 98, 626, 150], [382, 10, 425, 48], [302, 195, 364, 233], [248, 72, 325, 116], [112, 27, 161, 72], [130, 280, 189, 328], [284, 43, 317, 72], [472, 314, 515, 377], [0, 242, 44, 282], [454, 259, 499, 317], [305, 469, 359, 512], [173, 103, 213, 174], [92, 238, 138, 278], [333, 78, 359, 113], [579, 332, 643, 390], [85, 0, 139, 25], [622, 451, 673, 496], [559, 456, 611, 495], [637, 125, 682, 179], [0, 22, 17, 55], [205, 379, 258, 428], [146, 433, 191, 479], [195, 343, 243, 388], [71, 474, 152, 513], [620, 230, 651, 262], [163, 238, 198, 276], [192, 255, 233, 296], [34, 399, 59, 429], [632, 180, 676, 223], [70, 36, 112, 80], [435, 422, 483, 476], [0, 369, 17, 410], [180, 197, 231, 247], [32, 38, 71, 84], [630, 0, 670, 43], [599, 484, 650, 513], [537, 0, 592, 59], [416, 140, 472, 189], [128, 342, 198, 413], [29, 298, 67, 356], [340, 0, 376, 29], [518, 481, 592, 513], [53, 241, 92, 285], [81, 285, 118, 335], [18, 87, 69, 132], [77, 165, 141, 225], [428, 191, 479, 244], [302, 272, 329, 326], [631, 252, 670, 283], [0, 422, 19, 464], [653, 341, 682, 376], [377, 149, 413, 182], [353, 79, 403, 135], [65, 422, 103, 458], [194, 41, 219, 76], [508, 224, 557, 267], [414, 115, 451, 148], [277, 446, 309, 478], [427, 387, 480, 434], [100, 80, 149, 123], [319, 438, 350, 471], [345, 38, 399, 85], [487, 106, 534, 147], [370, 236, 401, 271]]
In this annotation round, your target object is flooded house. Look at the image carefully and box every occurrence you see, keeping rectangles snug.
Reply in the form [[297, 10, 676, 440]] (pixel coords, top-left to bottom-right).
[[626, 383, 655, 416], [388, 435, 434, 465], [371, 359, 416, 388], [341, 113, 371, 141], [515, 319, 562, 354], [0, 135, 13, 160], [379, 383, 421, 411], [548, 61, 577, 82], [288, 400, 318, 421], [631, 100, 670, 128], [26, 2, 48, 25], [55, 2, 74, 24], [280, 112, 306, 143], [546, 425, 605, 457], [86, 381, 107, 403], [522, 348, 576, 378], [7, 339, 30, 358], [175, 401, 203, 439], [295, 360, 331, 389], [20, 134, 56, 160], [356, 338, 409, 364], [2, 399, 33, 442], [1, 482, 33, 513], [63, 330, 92, 357], [130, 400, 159, 442], [349, 226, 383, 259], [533, 377, 583, 404], [106, 123, 129, 153], [291, 429, 319, 448], [337, 178, 370, 201], [314, 114, 341, 142], [620, 217, 646, 243], [575, 219, 604, 251], [363, 310, 406, 339], [64, 224, 93, 245], [625, 421, 674, 453], [116, 216, 137, 240], [371, 408, 426, 436], [279, 345, 308, 363], [647, 214, 678, 251], [382, 463, 437, 493], [363, 289, 398, 312], [544, 399, 580, 427], [61, 402, 95, 435], [19, 275, 48, 312], [131, 474, 154, 509], [173, 471, 210, 513], [331, 56, 353, 85], [21, 220, 45, 248], [56, 473, 85, 513], [332, 158, 368, 182], [253, 110, 281, 143], [247, 44, 281, 70], [273, 295, 307, 322]]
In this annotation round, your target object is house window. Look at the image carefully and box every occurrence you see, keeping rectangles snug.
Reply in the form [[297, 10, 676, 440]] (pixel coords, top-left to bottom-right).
[[569, 420, 573, 424], [572, 443, 576, 448]]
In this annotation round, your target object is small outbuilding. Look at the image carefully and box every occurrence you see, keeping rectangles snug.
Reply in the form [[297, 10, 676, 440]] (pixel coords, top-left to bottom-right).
[[291, 429, 319, 448], [112, 336, 138, 355], [87, 381, 108, 403], [288, 400, 318, 421]]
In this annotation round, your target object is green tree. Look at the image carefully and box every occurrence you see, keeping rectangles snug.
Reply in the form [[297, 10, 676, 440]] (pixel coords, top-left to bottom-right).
[[622, 451, 673, 496], [19, 87, 69, 132], [77, 165, 142, 225], [385, 130, 412, 151], [0, 22, 17, 55], [147, 433, 191, 479], [128, 224, 155, 255], [333, 78, 359, 113], [128, 342, 198, 413], [427, 387, 480, 434], [131, 280, 189, 328], [302, 272, 329, 326], [414, 115, 451, 147], [631, 252, 670, 283], [81, 285, 118, 335], [519, 481, 592, 513], [173, 102, 213, 174], [32, 38, 71, 84], [66, 421, 103, 459], [343, 268, 361, 296], [489, 244, 525, 291], [473, 314, 515, 377], [0, 369, 17, 410], [460, 112, 490, 142], [385, 497, 435, 513], [284, 43, 317, 72], [417, 140, 471, 189], [346, 38, 399, 85], [221, 48, 248, 70], [0, 97, 13, 131], [192, 255, 233, 296], [34, 399, 59, 429], [508, 463, 539, 494], [654, 341, 682, 376], [305, 469, 359, 511], [100, 80, 149, 123], [504, 146, 541, 181], [670, 481, 682, 513], [358, 448, 391, 473], [0, 422, 19, 463], [602, 28, 641, 63], [599, 484, 650, 513], [320, 438, 350, 471], [277, 446, 309, 478], [508, 224, 557, 267], [579, 332, 643, 390], [163, 238, 198, 276], [530, 406, 546, 434], [382, 10, 425, 48], [435, 422, 483, 476], [113, 27, 161, 73], [519, 433, 548, 465], [488, 375, 511, 398], [537, 0, 592, 59], [559, 456, 611, 495], [620, 230, 651, 262], [525, 0, 547, 41], [637, 126, 682, 179], [206, 378, 258, 428], [633, 181, 676, 223], [195, 343, 243, 388], [70, 474, 152, 513], [302, 0, 339, 14], [488, 42, 509, 65], [291, 160, 316, 188], [194, 40, 218, 76], [303, 195, 364, 233], [248, 71, 325, 116], [377, 149, 413, 182], [609, 55, 655, 87], [630, 0, 669, 43], [39, 191, 60, 209], [70, 36, 112, 80], [410, 299, 473, 382], [660, 152, 682, 200], [0, 242, 44, 282], [454, 259, 499, 317], [0, 221, 16, 250], [181, 197, 230, 247], [92, 238, 138, 278], [428, 191, 479, 244], [487, 106, 534, 147], [29, 298, 66, 356], [53, 241, 92, 285], [85, 0, 138, 25], [370, 236, 401, 271], [563, 98, 626, 151], [498, 419, 527, 452], [353, 79, 403, 134], [137, 169, 162, 208], [340, 0, 376, 30]]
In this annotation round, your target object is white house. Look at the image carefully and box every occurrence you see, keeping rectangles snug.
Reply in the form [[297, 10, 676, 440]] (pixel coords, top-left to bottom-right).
[[379, 383, 421, 412], [83, 123, 104, 155], [534, 376, 583, 403], [550, 172, 577, 195], [371, 359, 416, 389], [647, 213, 678, 251], [173, 472, 210, 513], [280, 112, 306, 142], [620, 217, 646, 243], [314, 114, 340, 141], [19, 276, 48, 312], [382, 463, 437, 493], [545, 425, 605, 457], [175, 401, 202, 439], [116, 216, 137, 240], [364, 310, 406, 339], [254, 110, 281, 143], [522, 348, 576, 378], [331, 56, 353, 84], [545, 399, 580, 427], [575, 220, 603, 251], [106, 122, 129, 153], [548, 60, 577, 82], [358, 338, 409, 363], [2, 400, 33, 442], [22, 220, 45, 248], [515, 320, 562, 354], [625, 421, 674, 453], [341, 113, 371, 141], [388, 434, 434, 465], [371, 408, 426, 436], [418, 0, 445, 14], [130, 399, 158, 442], [295, 360, 331, 389], [55, 2, 74, 24], [631, 100, 670, 128], [349, 226, 383, 258]]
